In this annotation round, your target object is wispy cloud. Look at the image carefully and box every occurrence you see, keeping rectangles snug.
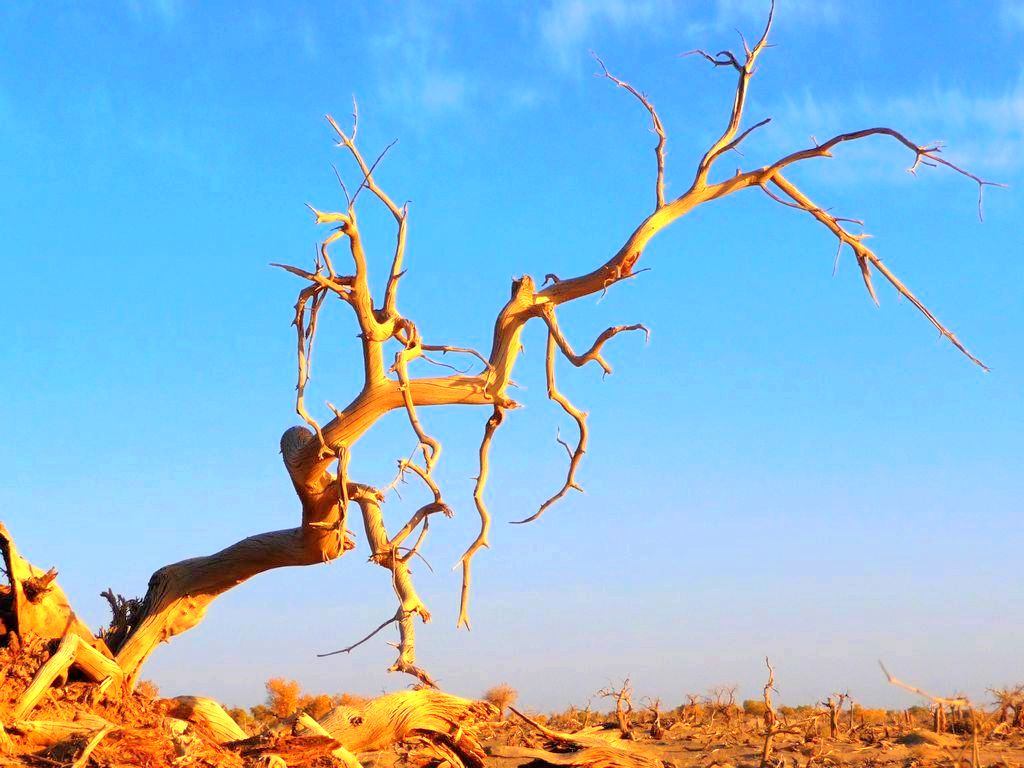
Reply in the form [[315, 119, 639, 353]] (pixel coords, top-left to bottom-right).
[[124, 0, 182, 26], [707, 0, 838, 27], [364, 4, 475, 119], [682, 0, 840, 44], [1000, 0, 1024, 31], [298, 16, 318, 61], [537, 0, 837, 74], [421, 72, 467, 111], [509, 87, 542, 110], [538, 0, 675, 72]]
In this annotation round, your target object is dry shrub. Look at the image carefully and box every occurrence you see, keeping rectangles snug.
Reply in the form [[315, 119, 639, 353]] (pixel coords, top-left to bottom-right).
[[484, 683, 519, 719], [853, 706, 888, 726], [136, 679, 160, 698], [743, 699, 768, 718]]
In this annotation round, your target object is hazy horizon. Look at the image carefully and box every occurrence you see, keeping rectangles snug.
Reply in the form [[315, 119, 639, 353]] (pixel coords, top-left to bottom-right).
[[1, 1, 1021, 714]]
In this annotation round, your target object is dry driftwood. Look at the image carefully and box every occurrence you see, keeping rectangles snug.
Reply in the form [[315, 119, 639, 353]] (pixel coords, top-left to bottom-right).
[[7, 713, 114, 750], [163, 695, 248, 744], [504, 706, 666, 768], [315, 689, 495, 767], [296, 712, 362, 768], [490, 744, 660, 768]]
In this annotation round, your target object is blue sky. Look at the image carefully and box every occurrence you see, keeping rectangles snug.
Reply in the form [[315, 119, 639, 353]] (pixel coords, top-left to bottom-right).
[[1, 0, 1021, 712]]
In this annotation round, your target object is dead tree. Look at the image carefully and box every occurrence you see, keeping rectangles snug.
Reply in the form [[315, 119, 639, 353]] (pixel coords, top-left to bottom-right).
[[599, 679, 636, 740], [990, 686, 1024, 728], [706, 685, 739, 726], [2, 1, 996, 697], [642, 697, 664, 739], [680, 694, 703, 726], [760, 659, 781, 768], [822, 692, 850, 739]]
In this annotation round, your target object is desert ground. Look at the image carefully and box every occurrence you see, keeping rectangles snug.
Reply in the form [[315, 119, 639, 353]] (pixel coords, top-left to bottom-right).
[[4, 518, 1023, 767], [3, 602, 1024, 768]]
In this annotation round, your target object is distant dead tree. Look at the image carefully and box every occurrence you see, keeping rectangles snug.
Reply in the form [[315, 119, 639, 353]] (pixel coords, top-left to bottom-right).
[[759, 659, 782, 768], [991, 686, 1024, 728], [580, 699, 594, 729], [706, 685, 739, 725], [598, 679, 635, 739], [1, 0, 996, 715], [821, 692, 851, 738], [680, 693, 704, 725], [642, 697, 664, 739]]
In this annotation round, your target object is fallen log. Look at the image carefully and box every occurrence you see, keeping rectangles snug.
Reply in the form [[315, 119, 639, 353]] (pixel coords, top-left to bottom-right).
[[315, 689, 495, 768], [490, 744, 660, 768], [7, 713, 112, 748], [162, 695, 248, 744], [504, 707, 667, 768], [296, 712, 362, 768]]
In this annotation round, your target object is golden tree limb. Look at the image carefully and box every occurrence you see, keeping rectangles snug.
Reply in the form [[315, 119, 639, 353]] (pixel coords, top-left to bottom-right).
[[393, 334, 443, 474], [767, 171, 989, 370], [390, 502, 450, 551], [314, 483, 439, 686], [457, 406, 504, 629], [759, 658, 778, 767], [541, 304, 649, 376], [688, 0, 775, 185], [511, 332, 588, 525]]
